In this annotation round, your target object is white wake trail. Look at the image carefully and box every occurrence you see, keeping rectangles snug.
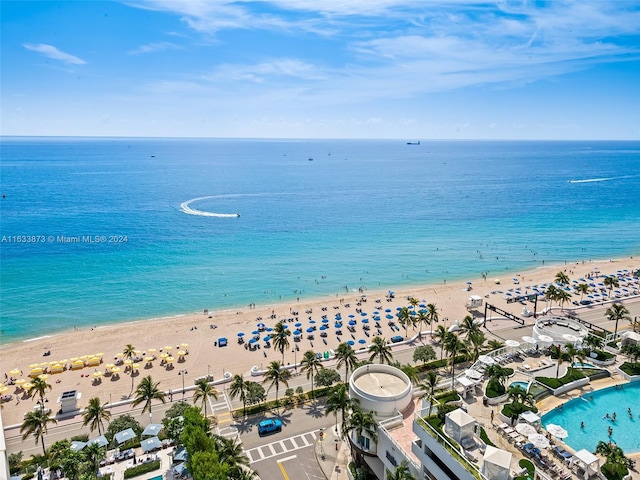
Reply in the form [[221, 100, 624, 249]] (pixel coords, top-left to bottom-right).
[[180, 196, 240, 218]]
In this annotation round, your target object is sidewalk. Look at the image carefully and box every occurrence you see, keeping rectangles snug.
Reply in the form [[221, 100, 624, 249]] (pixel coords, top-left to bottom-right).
[[314, 425, 352, 480]]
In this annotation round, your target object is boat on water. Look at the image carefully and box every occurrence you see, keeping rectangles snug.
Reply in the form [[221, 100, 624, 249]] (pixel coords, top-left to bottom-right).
[[406, 141, 420, 145]]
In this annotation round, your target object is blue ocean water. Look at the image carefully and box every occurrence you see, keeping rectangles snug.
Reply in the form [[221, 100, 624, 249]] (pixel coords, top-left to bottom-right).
[[1, 138, 639, 343]]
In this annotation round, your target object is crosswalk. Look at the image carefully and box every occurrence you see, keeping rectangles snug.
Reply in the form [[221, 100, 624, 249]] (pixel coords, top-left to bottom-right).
[[245, 430, 318, 463]]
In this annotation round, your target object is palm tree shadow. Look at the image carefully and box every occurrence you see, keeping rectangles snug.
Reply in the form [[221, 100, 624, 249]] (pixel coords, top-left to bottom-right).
[[302, 402, 325, 419], [230, 418, 255, 435], [275, 410, 293, 425]]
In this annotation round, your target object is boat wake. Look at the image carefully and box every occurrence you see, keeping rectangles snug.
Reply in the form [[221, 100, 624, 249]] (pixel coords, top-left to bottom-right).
[[180, 196, 240, 218], [568, 175, 635, 184]]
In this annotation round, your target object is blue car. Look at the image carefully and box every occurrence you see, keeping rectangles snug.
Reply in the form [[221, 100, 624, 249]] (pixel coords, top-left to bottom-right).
[[258, 418, 283, 436], [391, 335, 404, 343]]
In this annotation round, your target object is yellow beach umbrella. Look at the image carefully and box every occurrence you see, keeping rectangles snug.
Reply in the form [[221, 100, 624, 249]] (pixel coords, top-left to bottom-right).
[[132, 363, 140, 370], [123, 359, 133, 366], [105, 363, 115, 370], [50, 364, 64, 374], [144, 356, 155, 362], [0, 386, 9, 395], [165, 356, 175, 363], [147, 348, 157, 354], [59, 359, 69, 364], [180, 343, 189, 348], [110, 367, 121, 374], [9, 368, 22, 376], [94, 352, 104, 357], [177, 350, 187, 357], [160, 352, 169, 359], [29, 364, 39, 369], [22, 382, 34, 390], [15, 378, 26, 386], [92, 371, 103, 378], [114, 352, 124, 358], [29, 368, 43, 378], [70, 357, 79, 362], [38, 374, 49, 381]]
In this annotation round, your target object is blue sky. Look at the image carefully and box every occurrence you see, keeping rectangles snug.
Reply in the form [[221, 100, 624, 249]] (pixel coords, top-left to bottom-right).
[[2, 0, 639, 139]]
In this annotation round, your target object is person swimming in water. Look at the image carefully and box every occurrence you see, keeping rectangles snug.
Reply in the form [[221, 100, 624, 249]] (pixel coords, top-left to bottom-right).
[[581, 421, 585, 429]]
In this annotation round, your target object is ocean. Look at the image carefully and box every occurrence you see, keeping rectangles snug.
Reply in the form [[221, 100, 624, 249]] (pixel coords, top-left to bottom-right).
[[1, 138, 639, 344]]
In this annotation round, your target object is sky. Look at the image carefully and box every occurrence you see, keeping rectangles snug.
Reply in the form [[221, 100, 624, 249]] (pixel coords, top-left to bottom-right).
[[1, 0, 640, 140]]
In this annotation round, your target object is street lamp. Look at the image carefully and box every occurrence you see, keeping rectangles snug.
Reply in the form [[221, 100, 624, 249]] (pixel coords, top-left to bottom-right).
[[178, 370, 188, 399], [293, 348, 297, 372]]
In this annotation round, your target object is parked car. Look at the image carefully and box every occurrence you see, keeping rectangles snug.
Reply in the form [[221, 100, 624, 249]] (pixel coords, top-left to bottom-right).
[[391, 335, 404, 343], [258, 418, 282, 436]]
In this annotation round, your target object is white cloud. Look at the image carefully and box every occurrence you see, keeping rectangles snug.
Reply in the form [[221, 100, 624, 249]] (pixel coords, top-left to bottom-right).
[[23, 43, 86, 65], [128, 41, 181, 55]]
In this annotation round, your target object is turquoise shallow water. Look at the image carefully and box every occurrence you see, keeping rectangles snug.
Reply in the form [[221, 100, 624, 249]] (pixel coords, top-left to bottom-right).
[[542, 382, 640, 454], [1, 138, 639, 343]]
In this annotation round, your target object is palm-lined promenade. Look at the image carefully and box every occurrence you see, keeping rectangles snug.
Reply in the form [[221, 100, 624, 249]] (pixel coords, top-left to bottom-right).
[[3, 258, 640, 479]]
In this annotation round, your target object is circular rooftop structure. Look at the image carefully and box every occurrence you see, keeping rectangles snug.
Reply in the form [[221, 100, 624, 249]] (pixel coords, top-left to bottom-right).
[[533, 316, 588, 345], [349, 364, 412, 419]]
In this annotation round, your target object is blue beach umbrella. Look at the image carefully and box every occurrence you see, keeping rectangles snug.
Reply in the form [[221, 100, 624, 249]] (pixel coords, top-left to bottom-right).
[[237, 332, 245, 337], [281, 324, 288, 329], [263, 336, 271, 342], [362, 319, 369, 324], [373, 311, 379, 315], [257, 323, 265, 329], [396, 306, 402, 311], [385, 309, 391, 312], [360, 312, 367, 316], [349, 320, 357, 326], [358, 339, 367, 344], [386, 314, 394, 319], [252, 330, 259, 335], [309, 319, 316, 324], [249, 338, 257, 344], [266, 327, 273, 332], [335, 314, 342, 320], [295, 322, 302, 327], [373, 316, 380, 321], [347, 340, 355, 346], [334, 323, 342, 328], [320, 325, 328, 331], [306, 327, 315, 333], [322, 318, 329, 323], [293, 330, 302, 336], [348, 314, 355, 319]]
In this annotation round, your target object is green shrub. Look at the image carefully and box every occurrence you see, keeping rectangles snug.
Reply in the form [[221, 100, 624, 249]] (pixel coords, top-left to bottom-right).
[[478, 427, 495, 447], [485, 382, 506, 398], [22, 474, 34, 480], [535, 369, 585, 389], [593, 349, 615, 360], [435, 390, 460, 404], [601, 461, 629, 480], [619, 362, 640, 376], [123, 460, 160, 479]]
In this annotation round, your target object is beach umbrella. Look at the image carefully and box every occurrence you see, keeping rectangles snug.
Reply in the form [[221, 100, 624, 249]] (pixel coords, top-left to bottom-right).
[[293, 330, 301, 336], [0, 386, 8, 395], [177, 350, 187, 356], [92, 371, 103, 379], [515, 423, 537, 436], [22, 382, 34, 390], [70, 441, 87, 452], [349, 320, 357, 326], [478, 355, 495, 365], [538, 335, 554, 344], [163, 345, 173, 351], [38, 374, 49, 381], [165, 356, 175, 364], [160, 353, 169, 360], [309, 320, 316, 324], [110, 367, 121, 374], [322, 318, 329, 324], [295, 323, 302, 327], [141, 436, 162, 453], [142, 423, 164, 437], [123, 359, 133, 366], [362, 318, 369, 324], [358, 339, 367, 345], [115, 428, 136, 445], [346, 340, 354, 346], [334, 323, 342, 329], [505, 340, 520, 348], [9, 368, 21, 376], [263, 336, 271, 342], [249, 338, 257, 344], [528, 433, 549, 449], [144, 356, 155, 362], [522, 336, 536, 344], [281, 324, 288, 329], [257, 323, 265, 329], [348, 314, 355, 319], [306, 327, 314, 333], [252, 330, 259, 335], [89, 435, 108, 448], [132, 363, 140, 370], [466, 281, 472, 285], [180, 343, 189, 348], [147, 348, 157, 354], [320, 325, 328, 331], [237, 332, 245, 337], [562, 333, 578, 343], [546, 424, 568, 439], [266, 327, 274, 332], [334, 314, 341, 320], [386, 314, 394, 319], [360, 312, 367, 316], [385, 309, 391, 313]]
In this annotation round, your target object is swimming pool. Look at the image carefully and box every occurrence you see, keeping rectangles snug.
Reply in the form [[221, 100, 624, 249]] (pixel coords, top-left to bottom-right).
[[509, 381, 530, 391], [541, 382, 640, 454], [147, 476, 162, 480], [572, 362, 598, 368]]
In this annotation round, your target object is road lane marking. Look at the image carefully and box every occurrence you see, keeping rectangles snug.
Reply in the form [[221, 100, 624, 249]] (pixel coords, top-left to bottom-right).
[[246, 429, 320, 464], [278, 454, 297, 463], [277, 461, 290, 480]]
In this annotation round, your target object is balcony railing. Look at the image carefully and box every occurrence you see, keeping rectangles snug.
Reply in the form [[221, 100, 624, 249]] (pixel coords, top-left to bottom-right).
[[378, 414, 420, 471]]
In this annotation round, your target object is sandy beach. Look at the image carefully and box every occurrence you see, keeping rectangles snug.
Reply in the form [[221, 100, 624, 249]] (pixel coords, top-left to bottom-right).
[[1, 256, 638, 427]]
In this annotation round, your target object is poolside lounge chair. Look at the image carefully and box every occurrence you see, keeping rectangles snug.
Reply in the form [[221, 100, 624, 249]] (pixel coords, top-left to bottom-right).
[[461, 437, 476, 450]]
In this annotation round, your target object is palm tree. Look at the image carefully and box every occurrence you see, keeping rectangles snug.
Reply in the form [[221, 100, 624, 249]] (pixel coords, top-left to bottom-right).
[[368, 337, 393, 364], [387, 461, 417, 480], [82, 397, 111, 435], [84, 442, 106, 477], [20, 408, 57, 455], [325, 383, 356, 437], [444, 332, 467, 389], [604, 276, 620, 297], [555, 288, 572, 310], [417, 371, 439, 417], [193, 378, 218, 418], [605, 302, 632, 336], [300, 350, 321, 402], [565, 343, 586, 378], [555, 271, 570, 285], [545, 284, 558, 309], [131, 375, 166, 420], [335, 342, 358, 383], [271, 322, 291, 364], [400, 364, 420, 386], [27, 376, 52, 411], [415, 309, 429, 341], [263, 360, 291, 413], [549, 344, 565, 378], [595, 440, 628, 469], [214, 435, 250, 469], [123, 343, 136, 394], [346, 405, 378, 451], [432, 325, 448, 360], [465, 330, 486, 363], [487, 339, 505, 351], [426, 303, 440, 337], [484, 364, 511, 396], [397, 307, 413, 338], [576, 283, 590, 302], [230, 374, 249, 417], [459, 315, 480, 342]]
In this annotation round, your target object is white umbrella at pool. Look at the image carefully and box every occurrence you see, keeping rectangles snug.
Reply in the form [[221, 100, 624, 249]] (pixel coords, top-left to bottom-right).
[[546, 424, 568, 439], [505, 339, 520, 348], [562, 333, 579, 343], [478, 355, 495, 365], [528, 433, 550, 449], [464, 369, 483, 380], [515, 423, 537, 436], [538, 334, 554, 344], [521, 336, 536, 344]]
